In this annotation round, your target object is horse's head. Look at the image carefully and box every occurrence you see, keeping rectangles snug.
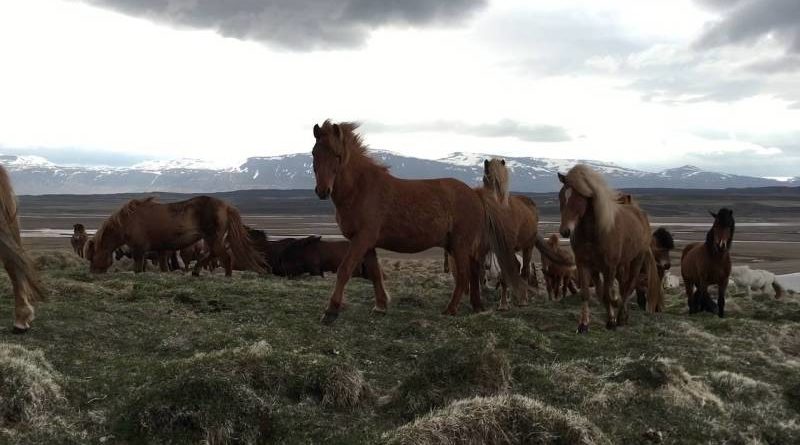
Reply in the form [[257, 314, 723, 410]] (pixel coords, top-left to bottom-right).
[[708, 208, 735, 253], [483, 158, 509, 204], [557, 172, 589, 238], [651, 227, 675, 272], [73, 223, 85, 234], [312, 121, 351, 200], [90, 227, 123, 274]]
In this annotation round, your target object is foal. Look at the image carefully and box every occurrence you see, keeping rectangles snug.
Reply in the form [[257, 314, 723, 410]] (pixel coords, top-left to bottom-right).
[[681, 209, 734, 317], [635, 228, 675, 311], [71, 224, 88, 258]]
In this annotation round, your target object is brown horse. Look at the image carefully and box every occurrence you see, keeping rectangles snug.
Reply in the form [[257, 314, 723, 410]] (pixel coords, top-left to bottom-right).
[[557, 165, 662, 333], [88, 196, 266, 276], [0, 166, 43, 333], [71, 224, 88, 258], [115, 245, 180, 272], [482, 158, 543, 307], [542, 234, 578, 301], [278, 236, 381, 282], [635, 227, 675, 311], [311, 120, 527, 323], [681, 209, 734, 317]]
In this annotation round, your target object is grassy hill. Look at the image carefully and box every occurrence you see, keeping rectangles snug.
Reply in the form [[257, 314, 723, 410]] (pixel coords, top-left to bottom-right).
[[1, 253, 799, 444]]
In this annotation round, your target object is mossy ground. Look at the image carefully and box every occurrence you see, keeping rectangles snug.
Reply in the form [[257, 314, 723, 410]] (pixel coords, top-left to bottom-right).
[[0, 252, 798, 444]]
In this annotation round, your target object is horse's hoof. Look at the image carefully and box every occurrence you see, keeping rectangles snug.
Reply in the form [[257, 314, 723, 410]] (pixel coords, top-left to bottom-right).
[[576, 323, 589, 334], [11, 326, 29, 335], [371, 306, 387, 316], [497, 304, 510, 312], [320, 310, 339, 325], [605, 320, 617, 330], [441, 307, 458, 316]]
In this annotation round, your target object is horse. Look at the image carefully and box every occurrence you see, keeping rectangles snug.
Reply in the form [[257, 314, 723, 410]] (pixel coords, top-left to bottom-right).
[[71, 224, 88, 258], [0, 166, 43, 333], [115, 245, 180, 272], [311, 120, 529, 323], [482, 158, 544, 308], [87, 196, 266, 276], [730, 265, 783, 298], [681, 209, 735, 317], [557, 165, 662, 333], [278, 235, 382, 283], [635, 228, 675, 311], [541, 234, 578, 301], [179, 239, 212, 272]]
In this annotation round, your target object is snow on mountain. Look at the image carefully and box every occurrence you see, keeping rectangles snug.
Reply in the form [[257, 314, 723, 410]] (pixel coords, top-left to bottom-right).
[[0, 152, 794, 195]]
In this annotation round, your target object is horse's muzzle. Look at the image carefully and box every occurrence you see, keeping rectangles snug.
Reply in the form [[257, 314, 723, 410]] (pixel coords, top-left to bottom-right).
[[315, 186, 331, 200]]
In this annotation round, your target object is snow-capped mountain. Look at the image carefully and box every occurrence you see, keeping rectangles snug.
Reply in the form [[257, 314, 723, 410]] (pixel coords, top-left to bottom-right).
[[0, 152, 794, 195]]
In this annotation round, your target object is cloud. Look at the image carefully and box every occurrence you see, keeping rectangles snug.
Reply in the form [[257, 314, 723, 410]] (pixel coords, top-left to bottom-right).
[[695, 0, 800, 53], [364, 119, 571, 143], [79, 0, 487, 50]]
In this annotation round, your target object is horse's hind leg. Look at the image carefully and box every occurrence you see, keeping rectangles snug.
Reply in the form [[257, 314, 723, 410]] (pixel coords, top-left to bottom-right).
[[5, 265, 34, 333], [132, 251, 146, 273], [443, 249, 470, 316], [363, 248, 390, 314], [468, 257, 485, 312]]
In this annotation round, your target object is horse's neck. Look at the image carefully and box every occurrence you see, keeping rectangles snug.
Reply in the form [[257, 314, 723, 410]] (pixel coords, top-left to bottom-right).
[[331, 158, 385, 207], [575, 204, 601, 243]]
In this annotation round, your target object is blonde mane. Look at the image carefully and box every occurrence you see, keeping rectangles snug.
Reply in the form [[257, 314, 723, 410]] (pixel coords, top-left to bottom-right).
[[565, 164, 619, 233], [319, 120, 387, 171], [483, 158, 510, 205], [95, 197, 156, 247]]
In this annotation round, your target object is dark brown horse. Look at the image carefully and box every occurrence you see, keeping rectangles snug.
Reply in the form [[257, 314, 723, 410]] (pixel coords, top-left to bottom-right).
[[114, 246, 180, 272], [636, 227, 675, 311], [71, 224, 88, 258], [542, 233, 578, 301], [311, 120, 526, 323], [88, 196, 266, 276], [681, 209, 734, 317], [558, 165, 662, 333], [0, 166, 43, 333], [278, 236, 380, 282]]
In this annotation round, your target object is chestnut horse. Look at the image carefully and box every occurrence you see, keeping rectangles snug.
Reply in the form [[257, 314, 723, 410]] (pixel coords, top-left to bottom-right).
[[557, 165, 662, 332], [542, 233, 578, 301], [87, 196, 266, 276], [681, 209, 734, 317], [0, 166, 43, 333], [311, 120, 526, 323], [635, 227, 675, 311], [71, 224, 88, 258]]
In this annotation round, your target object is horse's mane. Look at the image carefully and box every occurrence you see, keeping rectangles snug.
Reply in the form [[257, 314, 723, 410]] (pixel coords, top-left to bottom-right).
[[565, 164, 619, 233], [319, 120, 388, 171], [652, 227, 674, 250], [95, 197, 156, 246], [483, 159, 510, 205]]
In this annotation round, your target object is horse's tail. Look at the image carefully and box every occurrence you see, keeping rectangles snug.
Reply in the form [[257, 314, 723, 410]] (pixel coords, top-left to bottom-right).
[[225, 207, 269, 274], [644, 249, 662, 313], [0, 167, 43, 302], [772, 280, 784, 299], [534, 235, 574, 268], [481, 194, 527, 296]]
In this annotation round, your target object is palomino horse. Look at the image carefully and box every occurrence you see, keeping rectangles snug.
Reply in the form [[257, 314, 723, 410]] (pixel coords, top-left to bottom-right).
[[681, 208, 734, 317], [311, 120, 526, 323], [557, 165, 662, 332], [87, 196, 266, 276], [635, 227, 675, 311], [71, 224, 88, 258], [542, 233, 578, 301], [0, 166, 43, 333]]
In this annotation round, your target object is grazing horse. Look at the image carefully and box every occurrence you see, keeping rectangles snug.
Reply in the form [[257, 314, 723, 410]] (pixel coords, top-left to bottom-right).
[[87, 196, 266, 276], [311, 120, 526, 323], [681, 209, 735, 317], [115, 246, 180, 272], [71, 224, 88, 258], [0, 166, 43, 333], [542, 234, 578, 301], [730, 265, 783, 298], [557, 165, 662, 333], [635, 228, 675, 311], [278, 236, 380, 282], [482, 158, 543, 308]]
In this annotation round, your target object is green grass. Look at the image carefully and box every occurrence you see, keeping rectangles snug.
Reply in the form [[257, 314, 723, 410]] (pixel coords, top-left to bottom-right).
[[0, 252, 799, 444]]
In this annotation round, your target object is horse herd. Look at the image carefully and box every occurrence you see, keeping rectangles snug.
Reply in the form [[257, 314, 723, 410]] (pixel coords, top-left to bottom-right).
[[0, 120, 741, 334]]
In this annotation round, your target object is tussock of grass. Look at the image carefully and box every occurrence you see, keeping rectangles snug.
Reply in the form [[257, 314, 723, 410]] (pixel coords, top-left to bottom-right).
[[708, 371, 775, 402], [388, 336, 511, 417], [612, 356, 722, 409], [116, 341, 371, 443], [0, 344, 63, 426], [32, 251, 84, 271], [383, 394, 610, 445]]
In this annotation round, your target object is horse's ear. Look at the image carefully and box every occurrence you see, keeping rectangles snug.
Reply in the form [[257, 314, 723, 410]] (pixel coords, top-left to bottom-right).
[[484, 160, 489, 172], [500, 159, 505, 166], [709, 210, 717, 218], [557, 172, 567, 184], [313, 124, 321, 139], [332, 124, 343, 143]]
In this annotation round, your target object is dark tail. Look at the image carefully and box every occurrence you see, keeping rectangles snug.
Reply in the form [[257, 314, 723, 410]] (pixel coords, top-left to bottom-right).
[[226, 208, 269, 274], [481, 194, 527, 297], [534, 235, 574, 267], [0, 167, 43, 302], [772, 280, 784, 299], [644, 249, 662, 313]]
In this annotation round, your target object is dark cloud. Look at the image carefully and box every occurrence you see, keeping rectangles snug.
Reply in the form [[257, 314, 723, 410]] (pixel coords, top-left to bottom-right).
[[80, 0, 487, 50], [695, 0, 800, 53], [365, 119, 571, 143]]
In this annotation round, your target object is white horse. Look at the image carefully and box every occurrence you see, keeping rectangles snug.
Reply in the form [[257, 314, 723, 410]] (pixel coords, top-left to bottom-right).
[[730, 265, 784, 298]]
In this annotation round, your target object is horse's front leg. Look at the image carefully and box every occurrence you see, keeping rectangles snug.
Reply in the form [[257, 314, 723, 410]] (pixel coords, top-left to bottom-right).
[[5, 265, 34, 334], [363, 248, 390, 314], [717, 281, 727, 318], [132, 251, 146, 273], [576, 266, 593, 334], [321, 233, 375, 324]]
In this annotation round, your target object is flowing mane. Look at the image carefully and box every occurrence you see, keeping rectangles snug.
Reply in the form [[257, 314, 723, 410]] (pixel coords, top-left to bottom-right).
[[565, 164, 620, 233], [483, 158, 510, 205], [318, 120, 388, 171], [95, 197, 156, 246]]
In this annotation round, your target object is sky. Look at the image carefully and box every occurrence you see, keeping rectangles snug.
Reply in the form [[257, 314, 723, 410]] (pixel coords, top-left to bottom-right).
[[0, 0, 798, 177]]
